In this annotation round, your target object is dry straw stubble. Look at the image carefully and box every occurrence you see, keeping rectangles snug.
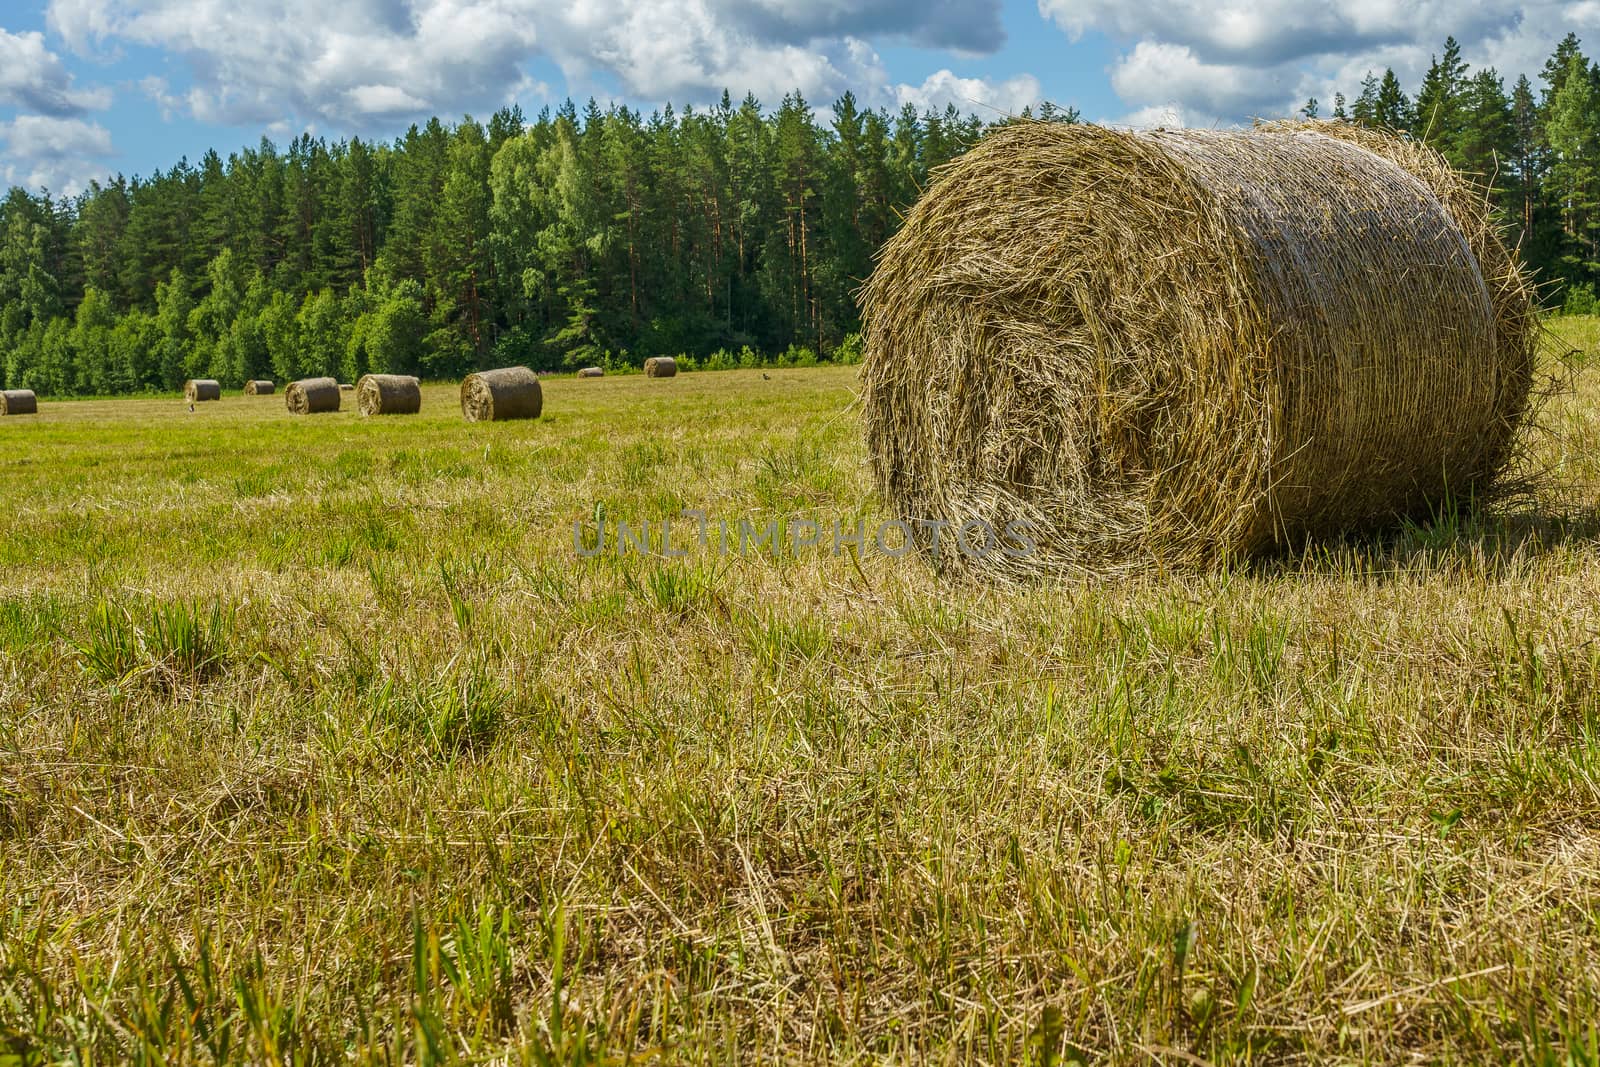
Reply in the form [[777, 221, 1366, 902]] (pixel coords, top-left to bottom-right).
[[860, 120, 1536, 579], [356, 374, 422, 416], [286, 377, 342, 415], [460, 366, 542, 422], [0, 389, 37, 415]]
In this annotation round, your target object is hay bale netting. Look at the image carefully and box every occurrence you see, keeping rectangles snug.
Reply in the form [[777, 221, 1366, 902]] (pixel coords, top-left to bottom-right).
[[184, 379, 222, 402], [460, 367, 542, 422], [285, 377, 342, 414], [644, 356, 678, 378], [357, 373, 422, 416], [577, 367, 604, 378], [0, 389, 38, 415], [244, 380, 275, 396], [860, 120, 1536, 578]]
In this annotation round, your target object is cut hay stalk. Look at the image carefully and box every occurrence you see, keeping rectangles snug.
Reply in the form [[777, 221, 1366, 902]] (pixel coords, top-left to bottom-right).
[[357, 374, 422, 416], [460, 367, 542, 422], [578, 367, 604, 378], [860, 121, 1536, 579], [184, 379, 222, 402], [285, 377, 342, 415], [644, 357, 678, 378], [244, 380, 275, 396], [0, 389, 37, 415]]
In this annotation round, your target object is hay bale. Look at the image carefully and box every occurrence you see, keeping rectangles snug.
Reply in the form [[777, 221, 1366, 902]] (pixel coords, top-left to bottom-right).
[[644, 356, 678, 378], [357, 373, 422, 416], [339, 383, 354, 391], [244, 380, 275, 395], [0, 389, 37, 415], [184, 379, 222, 402], [460, 367, 542, 422], [860, 121, 1535, 578], [577, 367, 604, 378], [285, 377, 342, 415]]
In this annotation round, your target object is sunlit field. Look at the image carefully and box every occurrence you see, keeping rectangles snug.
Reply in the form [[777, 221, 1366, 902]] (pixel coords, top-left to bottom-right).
[[4, 321, 1600, 1063]]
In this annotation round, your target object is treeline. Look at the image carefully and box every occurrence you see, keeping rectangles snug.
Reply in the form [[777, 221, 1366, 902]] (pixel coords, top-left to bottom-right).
[[1312, 32, 1600, 308], [5, 29, 1600, 396], [0, 93, 1077, 396]]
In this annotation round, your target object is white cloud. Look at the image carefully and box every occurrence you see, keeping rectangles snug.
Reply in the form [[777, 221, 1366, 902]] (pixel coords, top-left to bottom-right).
[[1039, 1, 1519, 66], [1111, 104, 1211, 129], [1053, 1, 1600, 124], [0, 115, 115, 194], [1110, 41, 1309, 121], [0, 26, 110, 114], [893, 70, 1043, 117], [44, 0, 1012, 128]]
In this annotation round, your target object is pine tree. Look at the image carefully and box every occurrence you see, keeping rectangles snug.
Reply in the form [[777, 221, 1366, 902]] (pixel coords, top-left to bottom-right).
[[1415, 37, 1470, 155], [1352, 72, 1381, 126], [1375, 69, 1413, 130], [1545, 51, 1600, 283]]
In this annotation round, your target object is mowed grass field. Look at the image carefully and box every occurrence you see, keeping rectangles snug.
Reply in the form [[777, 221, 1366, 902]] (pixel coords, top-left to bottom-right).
[[4, 322, 1600, 1064]]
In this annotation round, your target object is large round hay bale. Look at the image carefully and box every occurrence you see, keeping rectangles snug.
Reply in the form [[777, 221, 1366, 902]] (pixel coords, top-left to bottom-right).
[[860, 121, 1536, 578], [357, 373, 422, 416], [577, 367, 604, 378], [460, 367, 542, 422], [0, 389, 37, 415], [644, 356, 678, 378], [184, 379, 222, 402], [244, 380, 275, 396], [285, 377, 342, 415]]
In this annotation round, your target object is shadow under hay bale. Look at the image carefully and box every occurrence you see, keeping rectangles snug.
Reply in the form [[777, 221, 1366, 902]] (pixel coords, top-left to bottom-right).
[[860, 121, 1537, 580], [1, 389, 37, 415], [577, 367, 604, 378], [461, 367, 542, 422], [184, 379, 222, 402], [286, 377, 342, 415], [357, 374, 422, 416], [644, 356, 678, 378], [244, 380, 275, 396]]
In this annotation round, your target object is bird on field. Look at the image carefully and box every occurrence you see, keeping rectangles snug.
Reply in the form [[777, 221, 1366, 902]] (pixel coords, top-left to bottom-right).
[[188, 403, 195, 412], [762, 373, 771, 380]]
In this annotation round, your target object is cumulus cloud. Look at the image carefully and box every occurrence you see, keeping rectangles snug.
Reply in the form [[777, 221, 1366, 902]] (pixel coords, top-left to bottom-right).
[[724, 0, 1003, 54], [1110, 41, 1308, 121], [0, 114, 115, 193], [0, 26, 110, 114], [893, 69, 1043, 117], [44, 0, 1010, 128], [1046, 0, 1600, 124]]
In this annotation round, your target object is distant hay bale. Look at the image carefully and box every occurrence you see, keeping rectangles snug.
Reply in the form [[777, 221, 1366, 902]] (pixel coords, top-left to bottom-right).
[[244, 380, 275, 395], [461, 367, 542, 422], [644, 356, 678, 378], [0, 390, 37, 415], [184, 379, 222, 402], [577, 367, 604, 378], [339, 383, 354, 391], [357, 373, 422, 416], [860, 120, 1536, 579], [285, 377, 342, 415]]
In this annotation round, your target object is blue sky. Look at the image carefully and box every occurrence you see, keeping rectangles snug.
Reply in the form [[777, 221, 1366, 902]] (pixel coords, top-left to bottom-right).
[[0, 1, 1589, 195]]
